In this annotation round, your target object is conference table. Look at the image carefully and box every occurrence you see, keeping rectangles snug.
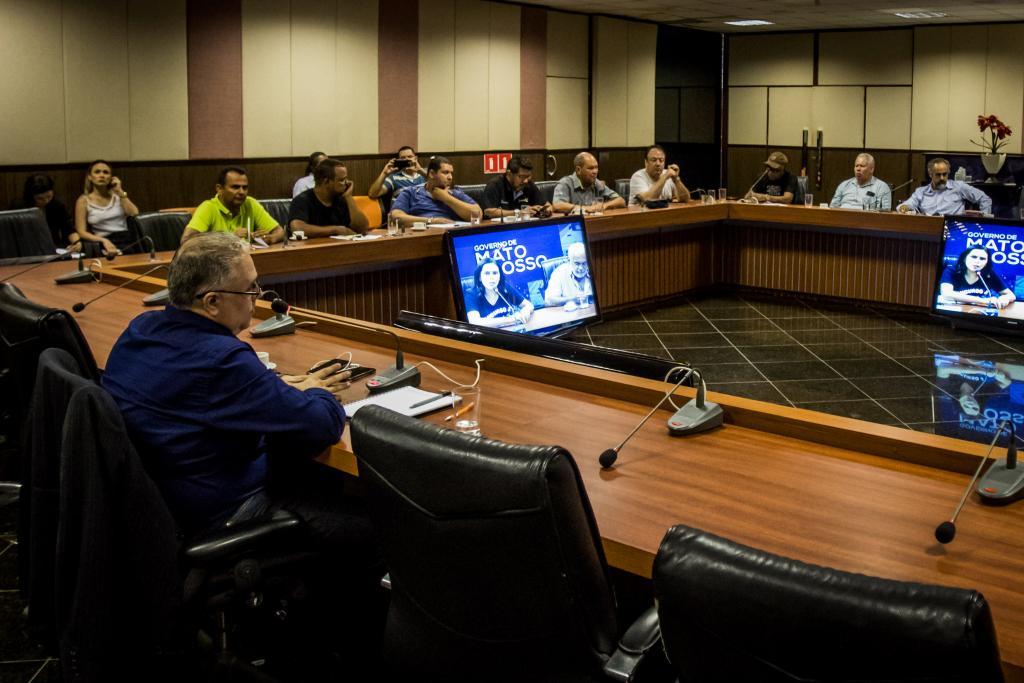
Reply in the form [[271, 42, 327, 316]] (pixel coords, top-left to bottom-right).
[[8, 203, 1024, 679]]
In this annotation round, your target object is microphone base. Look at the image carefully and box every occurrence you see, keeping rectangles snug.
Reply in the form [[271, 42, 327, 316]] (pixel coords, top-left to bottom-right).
[[143, 288, 170, 306], [667, 399, 723, 436], [977, 459, 1024, 505], [250, 314, 295, 338], [366, 365, 421, 394], [54, 268, 95, 285]]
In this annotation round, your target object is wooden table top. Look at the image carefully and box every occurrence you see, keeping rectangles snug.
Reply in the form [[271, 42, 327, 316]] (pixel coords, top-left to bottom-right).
[[4, 259, 1023, 676]]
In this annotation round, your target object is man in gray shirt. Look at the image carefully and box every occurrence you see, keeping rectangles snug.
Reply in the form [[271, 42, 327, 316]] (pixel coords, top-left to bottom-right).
[[830, 153, 892, 211], [552, 152, 625, 214]]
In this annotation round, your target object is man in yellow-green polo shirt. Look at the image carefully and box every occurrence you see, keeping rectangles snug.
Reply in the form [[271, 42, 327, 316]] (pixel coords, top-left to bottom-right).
[[181, 166, 285, 245]]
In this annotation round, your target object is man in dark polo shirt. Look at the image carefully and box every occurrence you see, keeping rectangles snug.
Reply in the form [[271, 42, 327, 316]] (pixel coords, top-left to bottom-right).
[[288, 158, 370, 237], [481, 156, 552, 219]]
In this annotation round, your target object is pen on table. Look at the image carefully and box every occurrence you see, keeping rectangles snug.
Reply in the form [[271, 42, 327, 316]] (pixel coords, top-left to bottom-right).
[[409, 390, 452, 409], [445, 402, 475, 421]]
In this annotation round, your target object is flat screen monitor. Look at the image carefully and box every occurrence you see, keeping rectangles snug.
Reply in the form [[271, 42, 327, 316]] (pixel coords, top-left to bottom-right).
[[444, 215, 600, 338], [932, 216, 1024, 333], [930, 353, 1024, 444]]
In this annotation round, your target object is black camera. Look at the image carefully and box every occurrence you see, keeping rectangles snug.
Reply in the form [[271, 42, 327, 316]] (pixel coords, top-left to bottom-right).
[[393, 159, 412, 170]]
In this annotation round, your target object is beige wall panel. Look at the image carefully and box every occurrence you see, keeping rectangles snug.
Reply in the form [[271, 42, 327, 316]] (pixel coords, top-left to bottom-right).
[[865, 87, 912, 150], [767, 87, 812, 147], [418, 0, 455, 151], [818, 30, 912, 85], [488, 2, 521, 149], [592, 17, 629, 147], [626, 21, 657, 147], [127, 0, 188, 160], [812, 87, 864, 148], [946, 26, 988, 153], [336, 0, 379, 155], [727, 87, 767, 146], [63, 0, 131, 162], [911, 27, 951, 150], [242, 0, 292, 157], [985, 24, 1024, 154], [0, 0, 67, 164], [453, 0, 490, 151], [729, 33, 813, 86], [546, 10, 588, 78], [546, 77, 588, 149], [291, 0, 337, 155]]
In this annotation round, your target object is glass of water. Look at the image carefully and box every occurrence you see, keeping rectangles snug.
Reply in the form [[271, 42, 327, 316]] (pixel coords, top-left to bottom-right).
[[451, 386, 481, 436], [804, 193, 813, 207], [387, 213, 400, 236], [717, 188, 727, 201]]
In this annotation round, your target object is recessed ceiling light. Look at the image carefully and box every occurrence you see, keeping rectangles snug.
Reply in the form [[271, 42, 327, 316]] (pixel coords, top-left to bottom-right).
[[891, 10, 947, 19], [724, 19, 774, 26]]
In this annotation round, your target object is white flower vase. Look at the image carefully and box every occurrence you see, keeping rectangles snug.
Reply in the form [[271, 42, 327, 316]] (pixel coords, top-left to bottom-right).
[[981, 152, 1006, 181]]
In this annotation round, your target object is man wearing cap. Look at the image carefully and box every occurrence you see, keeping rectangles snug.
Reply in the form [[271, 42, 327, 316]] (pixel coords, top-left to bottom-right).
[[746, 151, 799, 204]]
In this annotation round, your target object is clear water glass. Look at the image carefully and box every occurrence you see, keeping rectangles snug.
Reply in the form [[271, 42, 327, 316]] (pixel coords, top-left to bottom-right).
[[452, 386, 481, 436]]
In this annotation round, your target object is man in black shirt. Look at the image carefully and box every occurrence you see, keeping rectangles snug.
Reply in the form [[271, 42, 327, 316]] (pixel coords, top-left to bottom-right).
[[288, 158, 370, 237], [746, 151, 799, 204], [481, 156, 552, 219]]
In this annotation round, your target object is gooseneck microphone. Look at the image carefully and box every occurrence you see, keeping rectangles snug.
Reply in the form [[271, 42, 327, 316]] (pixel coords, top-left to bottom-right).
[[889, 178, 916, 194], [599, 367, 695, 469], [318, 316, 422, 394], [71, 264, 168, 313], [250, 290, 296, 338], [744, 170, 768, 202], [935, 420, 1010, 544]]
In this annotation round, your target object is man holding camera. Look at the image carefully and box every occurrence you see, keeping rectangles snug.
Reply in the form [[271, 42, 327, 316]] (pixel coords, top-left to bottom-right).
[[368, 145, 426, 205], [288, 159, 369, 238]]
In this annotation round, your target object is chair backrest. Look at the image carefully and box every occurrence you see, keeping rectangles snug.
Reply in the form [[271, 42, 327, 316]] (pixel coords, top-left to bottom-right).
[[653, 524, 1005, 683], [0, 208, 58, 259], [258, 198, 291, 231], [353, 195, 383, 228], [614, 178, 630, 199], [130, 211, 189, 252], [350, 405, 619, 680], [457, 183, 486, 207], [534, 180, 558, 205]]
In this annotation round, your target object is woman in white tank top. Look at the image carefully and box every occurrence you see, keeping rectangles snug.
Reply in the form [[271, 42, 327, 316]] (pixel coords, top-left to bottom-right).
[[74, 159, 140, 255]]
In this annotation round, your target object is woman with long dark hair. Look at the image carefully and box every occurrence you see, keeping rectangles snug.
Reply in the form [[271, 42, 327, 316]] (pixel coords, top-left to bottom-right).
[[73, 159, 139, 255], [939, 246, 1015, 308], [11, 174, 80, 251], [466, 258, 534, 328]]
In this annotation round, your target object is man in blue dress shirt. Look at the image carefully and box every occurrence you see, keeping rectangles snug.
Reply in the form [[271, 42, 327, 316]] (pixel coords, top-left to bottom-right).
[[389, 156, 481, 227], [897, 157, 992, 215], [829, 153, 892, 211]]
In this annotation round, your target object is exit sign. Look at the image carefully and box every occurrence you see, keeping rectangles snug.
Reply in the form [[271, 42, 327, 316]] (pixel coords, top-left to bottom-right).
[[483, 153, 512, 174]]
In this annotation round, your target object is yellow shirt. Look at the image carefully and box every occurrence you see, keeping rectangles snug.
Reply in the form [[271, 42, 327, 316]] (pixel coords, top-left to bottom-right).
[[186, 196, 279, 235]]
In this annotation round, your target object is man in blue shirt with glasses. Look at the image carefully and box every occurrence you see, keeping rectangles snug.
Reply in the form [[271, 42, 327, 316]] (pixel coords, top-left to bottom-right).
[[898, 157, 992, 216]]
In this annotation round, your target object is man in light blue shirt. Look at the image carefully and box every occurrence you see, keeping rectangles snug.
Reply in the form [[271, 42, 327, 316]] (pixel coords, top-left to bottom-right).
[[830, 153, 892, 211], [897, 157, 992, 215]]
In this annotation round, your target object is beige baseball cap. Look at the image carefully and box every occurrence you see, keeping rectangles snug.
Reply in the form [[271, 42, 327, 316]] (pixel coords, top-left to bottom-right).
[[764, 151, 789, 170]]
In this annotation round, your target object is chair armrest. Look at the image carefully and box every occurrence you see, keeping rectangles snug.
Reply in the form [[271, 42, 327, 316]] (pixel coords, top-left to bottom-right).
[[183, 509, 304, 565], [603, 606, 662, 682]]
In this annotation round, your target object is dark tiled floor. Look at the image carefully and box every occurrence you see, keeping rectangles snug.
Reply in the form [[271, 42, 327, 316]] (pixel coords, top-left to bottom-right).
[[570, 291, 1024, 447]]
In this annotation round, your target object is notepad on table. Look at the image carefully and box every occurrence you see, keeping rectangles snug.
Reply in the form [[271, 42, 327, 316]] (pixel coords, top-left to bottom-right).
[[343, 386, 460, 418]]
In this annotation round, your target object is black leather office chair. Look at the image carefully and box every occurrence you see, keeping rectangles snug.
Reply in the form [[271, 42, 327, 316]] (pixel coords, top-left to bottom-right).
[[350, 405, 663, 682], [258, 199, 291, 232], [457, 183, 486, 207], [653, 524, 1005, 683], [535, 180, 558, 205], [131, 211, 189, 252], [614, 179, 630, 200], [0, 208, 58, 258], [32, 347, 315, 681]]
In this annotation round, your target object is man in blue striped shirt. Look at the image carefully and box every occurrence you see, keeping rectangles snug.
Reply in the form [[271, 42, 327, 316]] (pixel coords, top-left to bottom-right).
[[897, 157, 992, 216]]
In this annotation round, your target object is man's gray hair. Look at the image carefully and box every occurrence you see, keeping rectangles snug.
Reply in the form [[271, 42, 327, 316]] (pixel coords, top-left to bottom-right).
[[168, 233, 250, 307], [573, 152, 594, 168], [928, 157, 950, 173], [856, 152, 875, 167]]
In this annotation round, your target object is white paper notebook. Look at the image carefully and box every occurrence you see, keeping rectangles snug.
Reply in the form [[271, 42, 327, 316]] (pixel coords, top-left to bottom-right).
[[343, 386, 460, 418]]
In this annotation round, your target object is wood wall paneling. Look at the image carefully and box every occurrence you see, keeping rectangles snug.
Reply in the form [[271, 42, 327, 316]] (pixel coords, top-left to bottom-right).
[[546, 77, 589, 150], [377, 0, 417, 154], [241, 0, 292, 157], [680, 87, 717, 145], [865, 87, 912, 150], [453, 0, 490, 151], [337, 0, 380, 155], [488, 3, 521, 150], [592, 17, 630, 148], [291, 0, 337, 156], [187, 0, 243, 159], [127, 0, 189, 161], [519, 6, 547, 149], [728, 33, 814, 87], [545, 10, 588, 79], [946, 26, 989, 154], [0, 0, 67, 164], [811, 87, 864, 149], [626, 22, 657, 147], [63, 0, 132, 162], [984, 24, 1024, 155], [818, 30, 913, 86], [418, 0, 456, 152], [768, 88, 812, 148], [910, 27, 951, 151], [655, 89, 680, 143], [727, 87, 767, 146]]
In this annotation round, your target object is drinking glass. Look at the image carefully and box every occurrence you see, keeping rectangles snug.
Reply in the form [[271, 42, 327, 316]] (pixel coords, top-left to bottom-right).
[[387, 213, 400, 236], [717, 188, 727, 201], [804, 193, 813, 207], [451, 386, 481, 436]]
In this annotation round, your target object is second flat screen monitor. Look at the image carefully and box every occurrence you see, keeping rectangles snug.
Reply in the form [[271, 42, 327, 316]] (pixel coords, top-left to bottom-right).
[[445, 216, 600, 338]]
